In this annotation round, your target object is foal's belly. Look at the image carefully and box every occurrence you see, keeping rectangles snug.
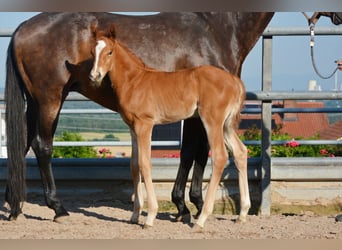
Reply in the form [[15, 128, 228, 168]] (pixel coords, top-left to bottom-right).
[[153, 104, 198, 125]]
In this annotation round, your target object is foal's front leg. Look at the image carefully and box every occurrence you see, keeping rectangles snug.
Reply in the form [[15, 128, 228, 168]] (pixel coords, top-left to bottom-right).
[[134, 122, 158, 228], [130, 131, 144, 224]]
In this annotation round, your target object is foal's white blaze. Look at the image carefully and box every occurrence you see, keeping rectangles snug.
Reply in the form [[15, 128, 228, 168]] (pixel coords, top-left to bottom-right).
[[91, 40, 106, 81]]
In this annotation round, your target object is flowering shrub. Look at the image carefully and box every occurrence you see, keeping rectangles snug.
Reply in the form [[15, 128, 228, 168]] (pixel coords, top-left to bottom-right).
[[241, 125, 341, 158], [285, 140, 300, 147], [98, 148, 112, 158], [162, 153, 180, 158]]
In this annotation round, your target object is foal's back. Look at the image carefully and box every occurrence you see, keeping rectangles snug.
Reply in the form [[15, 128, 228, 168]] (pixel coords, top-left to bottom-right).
[[143, 65, 244, 102], [133, 65, 245, 124]]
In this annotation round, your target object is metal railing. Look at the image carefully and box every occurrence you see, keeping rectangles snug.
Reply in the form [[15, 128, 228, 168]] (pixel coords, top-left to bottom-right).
[[258, 26, 342, 214]]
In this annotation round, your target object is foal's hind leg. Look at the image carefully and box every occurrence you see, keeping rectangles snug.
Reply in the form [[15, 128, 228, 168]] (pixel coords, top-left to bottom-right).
[[30, 101, 69, 222], [225, 129, 250, 222], [195, 122, 228, 228]]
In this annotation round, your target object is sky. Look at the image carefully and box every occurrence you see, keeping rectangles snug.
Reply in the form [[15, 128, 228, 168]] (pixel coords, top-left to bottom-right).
[[0, 12, 341, 91]]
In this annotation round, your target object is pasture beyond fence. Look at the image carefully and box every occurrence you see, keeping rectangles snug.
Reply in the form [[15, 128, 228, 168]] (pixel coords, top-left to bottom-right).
[[0, 26, 342, 215]]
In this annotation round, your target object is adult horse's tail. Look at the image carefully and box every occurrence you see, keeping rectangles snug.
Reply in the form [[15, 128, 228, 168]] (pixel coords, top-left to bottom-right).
[[4, 37, 27, 219]]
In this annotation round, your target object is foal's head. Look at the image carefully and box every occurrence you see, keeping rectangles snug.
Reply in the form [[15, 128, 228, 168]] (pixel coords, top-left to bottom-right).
[[89, 24, 117, 86]]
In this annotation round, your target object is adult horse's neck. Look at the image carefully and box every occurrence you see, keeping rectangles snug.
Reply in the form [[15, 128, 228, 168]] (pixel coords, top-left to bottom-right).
[[198, 12, 274, 76]]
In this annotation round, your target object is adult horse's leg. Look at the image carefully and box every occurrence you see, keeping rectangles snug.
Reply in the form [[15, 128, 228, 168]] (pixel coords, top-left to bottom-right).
[[29, 97, 69, 222], [171, 118, 209, 221], [189, 119, 209, 218], [171, 119, 196, 221]]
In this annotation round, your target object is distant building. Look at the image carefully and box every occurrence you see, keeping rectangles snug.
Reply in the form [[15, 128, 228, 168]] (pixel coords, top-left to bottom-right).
[[308, 80, 322, 91], [240, 100, 342, 140]]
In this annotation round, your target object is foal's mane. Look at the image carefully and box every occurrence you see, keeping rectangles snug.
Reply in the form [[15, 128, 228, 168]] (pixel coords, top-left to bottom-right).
[[115, 40, 150, 70]]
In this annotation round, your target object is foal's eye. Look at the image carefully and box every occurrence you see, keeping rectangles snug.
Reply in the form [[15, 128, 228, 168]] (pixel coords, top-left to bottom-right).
[[108, 51, 113, 56]]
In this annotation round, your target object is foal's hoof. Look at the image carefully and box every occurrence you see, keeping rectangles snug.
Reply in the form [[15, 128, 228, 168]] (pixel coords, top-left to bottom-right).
[[235, 216, 247, 223], [192, 223, 204, 233], [143, 223, 153, 229], [53, 215, 70, 224]]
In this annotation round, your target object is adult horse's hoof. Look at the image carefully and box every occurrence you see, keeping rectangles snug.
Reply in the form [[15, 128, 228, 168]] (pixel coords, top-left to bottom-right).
[[8, 213, 25, 221], [335, 214, 342, 222], [53, 214, 70, 224], [8, 214, 17, 221], [193, 211, 202, 219], [173, 213, 191, 223]]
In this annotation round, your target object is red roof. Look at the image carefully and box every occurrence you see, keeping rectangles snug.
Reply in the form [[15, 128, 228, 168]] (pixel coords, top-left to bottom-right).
[[281, 101, 330, 138], [318, 119, 342, 140]]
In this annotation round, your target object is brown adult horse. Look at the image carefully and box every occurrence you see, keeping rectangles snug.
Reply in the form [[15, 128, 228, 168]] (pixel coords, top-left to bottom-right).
[[5, 12, 274, 223], [89, 25, 247, 228]]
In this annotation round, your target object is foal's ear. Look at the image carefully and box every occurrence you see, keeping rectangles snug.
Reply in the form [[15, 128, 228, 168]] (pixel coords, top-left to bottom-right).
[[108, 24, 116, 39]]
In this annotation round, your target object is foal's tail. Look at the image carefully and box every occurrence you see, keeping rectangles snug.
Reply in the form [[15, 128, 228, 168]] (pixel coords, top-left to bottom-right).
[[223, 77, 246, 146], [4, 38, 27, 219]]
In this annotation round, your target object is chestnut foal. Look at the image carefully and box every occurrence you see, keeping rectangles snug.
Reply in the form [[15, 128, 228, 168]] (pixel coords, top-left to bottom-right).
[[89, 25, 250, 229]]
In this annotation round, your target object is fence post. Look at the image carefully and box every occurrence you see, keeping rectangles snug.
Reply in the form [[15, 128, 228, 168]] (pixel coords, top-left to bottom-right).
[[0, 110, 2, 157], [260, 35, 273, 215]]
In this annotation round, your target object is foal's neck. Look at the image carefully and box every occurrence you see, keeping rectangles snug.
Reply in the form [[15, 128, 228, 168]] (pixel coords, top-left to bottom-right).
[[116, 41, 146, 69], [110, 41, 147, 86]]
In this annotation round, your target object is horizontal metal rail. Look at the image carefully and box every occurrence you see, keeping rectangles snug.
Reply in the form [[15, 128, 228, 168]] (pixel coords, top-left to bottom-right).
[[244, 140, 342, 146], [246, 91, 342, 100], [0, 157, 341, 182], [53, 140, 180, 147], [263, 26, 342, 36]]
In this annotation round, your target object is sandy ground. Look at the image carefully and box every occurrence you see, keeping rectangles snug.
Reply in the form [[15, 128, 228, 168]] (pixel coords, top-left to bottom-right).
[[0, 197, 341, 239]]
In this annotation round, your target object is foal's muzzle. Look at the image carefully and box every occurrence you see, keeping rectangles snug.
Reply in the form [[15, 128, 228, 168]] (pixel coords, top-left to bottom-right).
[[89, 71, 103, 86]]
